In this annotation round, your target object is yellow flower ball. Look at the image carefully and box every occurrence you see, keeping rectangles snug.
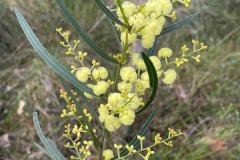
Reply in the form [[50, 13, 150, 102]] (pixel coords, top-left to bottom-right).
[[135, 79, 150, 95], [98, 104, 109, 122], [160, 0, 173, 15], [121, 32, 137, 44], [158, 48, 173, 58], [150, 56, 161, 70], [163, 69, 177, 85], [118, 81, 133, 93], [92, 81, 109, 96], [122, 1, 137, 17], [92, 67, 108, 80], [141, 72, 149, 81], [142, 34, 155, 49], [129, 13, 146, 30], [103, 149, 114, 160], [119, 109, 135, 126], [75, 67, 91, 82], [147, 19, 163, 35], [107, 93, 125, 109], [104, 115, 121, 132], [120, 66, 137, 83], [126, 93, 143, 110]]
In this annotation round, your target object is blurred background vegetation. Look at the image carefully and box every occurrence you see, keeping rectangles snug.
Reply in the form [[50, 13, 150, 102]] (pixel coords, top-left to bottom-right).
[[0, 0, 240, 159]]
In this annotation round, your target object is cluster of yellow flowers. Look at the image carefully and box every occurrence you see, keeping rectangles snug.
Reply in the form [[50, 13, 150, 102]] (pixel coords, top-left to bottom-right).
[[56, 28, 174, 132], [103, 128, 183, 160], [116, 0, 175, 49], [173, 40, 208, 67], [57, 27, 207, 132], [55, 0, 210, 158], [57, 27, 112, 98], [116, 0, 191, 49], [59, 89, 95, 160]]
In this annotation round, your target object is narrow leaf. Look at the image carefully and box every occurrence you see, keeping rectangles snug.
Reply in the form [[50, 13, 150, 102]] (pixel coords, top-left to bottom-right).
[[119, 110, 157, 157], [14, 8, 93, 95], [136, 52, 158, 114], [161, 12, 200, 36], [147, 12, 200, 56], [33, 112, 66, 160], [56, 0, 119, 64], [94, 0, 126, 26]]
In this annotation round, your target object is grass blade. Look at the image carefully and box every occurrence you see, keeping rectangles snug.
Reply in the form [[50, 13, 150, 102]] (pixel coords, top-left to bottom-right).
[[147, 12, 200, 56], [14, 8, 93, 95], [119, 110, 157, 157], [94, 0, 126, 27], [33, 112, 66, 160], [136, 52, 158, 114], [56, 0, 119, 64]]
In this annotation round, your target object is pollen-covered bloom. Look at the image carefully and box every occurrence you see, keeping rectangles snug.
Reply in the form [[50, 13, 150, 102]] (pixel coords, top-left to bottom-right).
[[92, 67, 108, 80], [158, 48, 173, 58], [98, 92, 143, 132], [116, 0, 174, 49], [92, 81, 110, 96], [120, 66, 137, 83], [75, 67, 91, 82], [103, 149, 114, 160], [119, 109, 135, 125], [163, 69, 177, 85]]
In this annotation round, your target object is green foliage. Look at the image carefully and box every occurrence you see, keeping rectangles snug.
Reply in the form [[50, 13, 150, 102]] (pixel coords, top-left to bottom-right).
[[56, 0, 119, 64], [94, 0, 126, 27], [33, 112, 66, 160], [148, 12, 200, 56], [14, 8, 93, 95], [136, 52, 159, 114]]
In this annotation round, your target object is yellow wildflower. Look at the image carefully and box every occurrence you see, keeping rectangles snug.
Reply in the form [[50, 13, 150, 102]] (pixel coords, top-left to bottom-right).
[[92, 67, 108, 80], [92, 81, 110, 96], [120, 66, 137, 83], [119, 109, 135, 125], [163, 69, 177, 85], [117, 81, 133, 93], [103, 149, 114, 160], [158, 48, 173, 58], [75, 67, 91, 82]]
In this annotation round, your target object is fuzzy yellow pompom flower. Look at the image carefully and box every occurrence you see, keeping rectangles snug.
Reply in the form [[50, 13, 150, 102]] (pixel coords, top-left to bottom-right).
[[141, 72, 149, 81], [119, 109, 135, 126], [121, 32, 137, 44], [126, 93, 143, 110], [118, 81, 133, 93], [103, 149, 114, 160], [129, 12, 146, 31], [158, 48, 173, 58], [120, 66, 137, 83], [135, 79, 150, 95], [104, 115, 121, 132], [92, 81, 110, 96], [163, 69, 177, 85], [107, 93, 125, 109], [98, 104, 109, 122], [118, 1, 137, 18], [142, 33, 155, 49], [92, 67, 108, 80], [75, 67, 91, 82], [150, 56, 161, 70], [160, 0, 173, 14], [132, 53, 146, 70]]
